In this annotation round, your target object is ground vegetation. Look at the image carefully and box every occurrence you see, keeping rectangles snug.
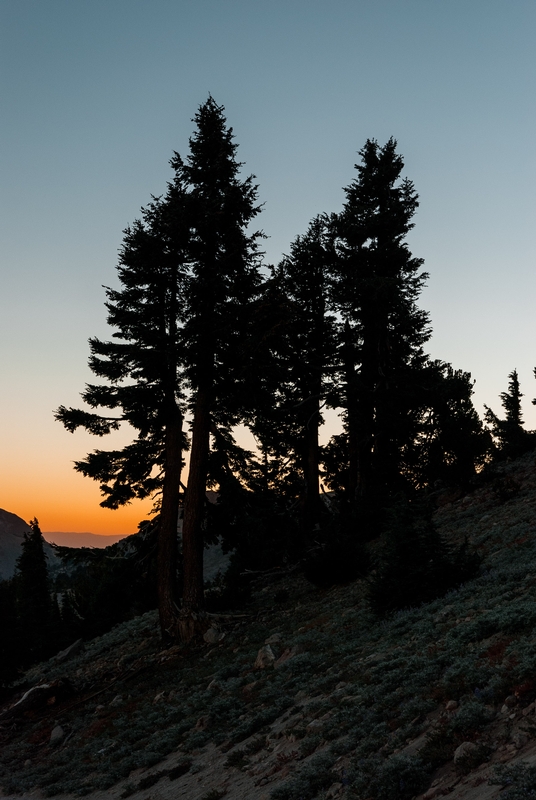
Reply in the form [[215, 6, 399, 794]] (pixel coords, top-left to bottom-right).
[[3, 452, 536, 800]]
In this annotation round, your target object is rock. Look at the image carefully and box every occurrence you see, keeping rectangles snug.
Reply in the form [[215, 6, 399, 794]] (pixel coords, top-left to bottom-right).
[[306, 719, 323, 731], [422, 788, 442, 800], [153, 692, 166, 703], [265, 633, 282, 645], [453, 741, 479, 766], [446, 700, 459, 711], [522, 701, 536, 716], [512, 731, 529, 749], [504, 694, 517, 707], [207, 679, 222, 691], [254, 645, 275, 669], [94, 704, 105, 714], [242, 680, 260, 697], [49, 725, 64, 745], [364, 652, 385, 665], [109, 695, 123, 708], [52, 638, 83, 664], [326, 782, 343, 798], [203, 627, 225, 644], [274, 644, 303, 669], [195, 715, 212, 730]]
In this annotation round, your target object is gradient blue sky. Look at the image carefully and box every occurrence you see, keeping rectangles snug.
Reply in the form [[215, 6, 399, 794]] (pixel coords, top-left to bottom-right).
[[1, 0, 535, 533]]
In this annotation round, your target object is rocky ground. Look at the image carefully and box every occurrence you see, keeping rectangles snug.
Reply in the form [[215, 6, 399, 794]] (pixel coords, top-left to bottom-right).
[[4, 453, 536, 799]]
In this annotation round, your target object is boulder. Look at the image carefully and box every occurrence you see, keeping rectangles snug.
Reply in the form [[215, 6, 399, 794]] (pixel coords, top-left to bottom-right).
[[195, 715, 212, 730], [203, 627, 225, 644], [49, 725, 64, 746], [326, 783, 343, 799], [53, 638, 83, 664], [453, 741, 479, 766], [512, 731, 529, 749], [254, 645, 275, 669], [109, 695, 123, 708], [274, 645, 303, 669], [265, 633, 282, 645]]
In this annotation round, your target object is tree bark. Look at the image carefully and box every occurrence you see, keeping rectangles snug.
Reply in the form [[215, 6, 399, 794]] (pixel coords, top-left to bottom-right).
[[302, 410, 320, 535], [179, 386, 211, 642], [157, 403, 183, 641], [342, 323, 360, 500]]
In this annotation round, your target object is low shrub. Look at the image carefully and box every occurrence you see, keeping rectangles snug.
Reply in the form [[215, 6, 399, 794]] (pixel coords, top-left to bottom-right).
[[270, 752, 336, 800], [349, 754, 430, 800], [491, 762, 536, 799], [303, 507, 370, 588], [368, 498, 480, 615]]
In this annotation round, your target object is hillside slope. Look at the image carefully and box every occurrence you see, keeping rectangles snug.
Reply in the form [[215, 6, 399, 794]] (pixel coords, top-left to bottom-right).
[[3, 454, 536, 799]]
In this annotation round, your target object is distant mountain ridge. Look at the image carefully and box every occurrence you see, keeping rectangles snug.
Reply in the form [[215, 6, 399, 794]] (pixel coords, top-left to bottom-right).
[[43, 532, 127, 548]]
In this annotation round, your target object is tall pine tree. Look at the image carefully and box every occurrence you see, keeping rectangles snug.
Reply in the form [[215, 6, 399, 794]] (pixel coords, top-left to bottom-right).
[[56, 187, 189, 640], [329, 138, 430, 520], [14, 518, 52, 663], [177, 98, 263, 640], [249, 216, 336, 536], [56, 98, 263, 642]]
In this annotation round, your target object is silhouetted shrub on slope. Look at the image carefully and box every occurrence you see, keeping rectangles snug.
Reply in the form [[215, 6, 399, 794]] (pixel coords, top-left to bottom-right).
[[303, 505, 370, 587], [368, 497, 479, 614]]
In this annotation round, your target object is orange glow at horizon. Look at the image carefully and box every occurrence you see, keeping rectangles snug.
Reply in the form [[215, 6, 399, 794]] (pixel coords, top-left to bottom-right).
[[1, 400, 342, 534], [1, 470, 155, 534], [0, 454, 153, 535]]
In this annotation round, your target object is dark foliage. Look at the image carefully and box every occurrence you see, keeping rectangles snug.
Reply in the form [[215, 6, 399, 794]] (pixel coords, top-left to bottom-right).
[[303, 503, 370, 587], [53, 523, 159, 639], [206, 487, 302, 573], [13, 519, 57, 664], [0, 579, 19, 686], [486, 369, 536, 460], [329, 138, 431, 510], [492, 475, 522, 504], [368, 498, 480, 615]]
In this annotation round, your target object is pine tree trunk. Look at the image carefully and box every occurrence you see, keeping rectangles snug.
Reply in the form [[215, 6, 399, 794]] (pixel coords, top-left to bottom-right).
[[179, 386, 211, 642], [157, 404, 183, 641], [302, 397, 321, 536], [356, 317, 379, 506], [342, 327, 360, 500]]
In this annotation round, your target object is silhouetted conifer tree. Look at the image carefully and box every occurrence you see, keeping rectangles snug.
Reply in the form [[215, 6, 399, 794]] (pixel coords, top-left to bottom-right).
[[405, 363, 492, 488], [176, 98, 263, 640], [249, 216, 336, 536], [56, 97, 263, 642], [486, 369, 534, 459], [55, 187, 188, 640], [14, 518, 52, 663], [329, 138, 430, 527]]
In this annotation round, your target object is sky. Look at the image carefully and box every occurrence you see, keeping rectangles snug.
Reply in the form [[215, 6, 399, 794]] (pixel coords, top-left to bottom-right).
[[1, 0, 535, 536]]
